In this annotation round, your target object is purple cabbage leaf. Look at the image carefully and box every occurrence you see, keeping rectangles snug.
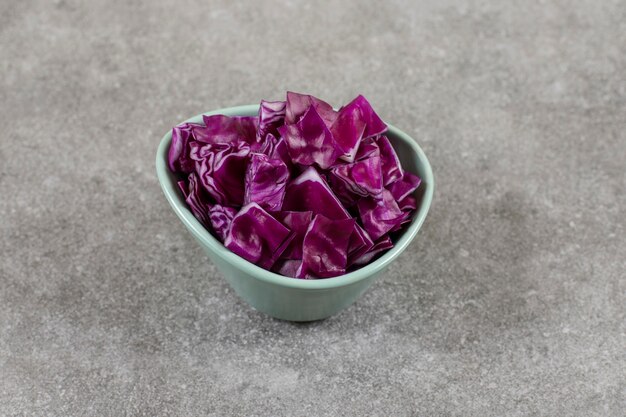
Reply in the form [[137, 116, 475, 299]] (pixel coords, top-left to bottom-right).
[[189, 141, 250, 206], [224, 203, 294, 270], [297, 215, 355, 278], [244, 153, 290, 212]]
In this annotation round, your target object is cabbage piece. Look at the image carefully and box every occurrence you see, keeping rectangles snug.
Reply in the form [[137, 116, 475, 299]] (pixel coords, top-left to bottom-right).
[[390, 210, 413, 232], [278, 106, 342, 169], [347, 223, 374, 267], [283, 167, 373, 262], [257, 100, 286, 141], [357, 189, 404, 240], [168, 123, 195, 174], [181, 172, 212, 227], [285, 91, 337, 126], [297, 215, 355, 278], [189, 141, 250, 206], [398, 195, 417, 211], [268, 136, 293, 173], [208, 204, 237, 242], [272, 259, 302, 278], [348, 95, 387, 138], [244, 153, 289, 211], [326, 138, 382, 207], [351, 236, 394, 267], [178, 175, 237, 241], [257, 132, 278, 156], [275, 211, 313, 259], [388, 171, 421, 202], [327, 172, 359, 208], [283, 167, 350, 219], [224, 203, 294, 269], [354, 137, 380, 161], [375, 135, 404, 186], [191, 115, 258, 145], [391, 192, 417, 233], [330, 99, 366, 162], [328, 154, 383, 199]]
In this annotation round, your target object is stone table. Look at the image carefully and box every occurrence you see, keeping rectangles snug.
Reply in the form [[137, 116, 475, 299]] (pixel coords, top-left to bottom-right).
[[1, 0, 624, 415]]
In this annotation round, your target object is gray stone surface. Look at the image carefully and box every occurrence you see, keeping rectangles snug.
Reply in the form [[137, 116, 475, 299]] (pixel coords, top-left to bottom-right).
[[1, 0, 624, 415]]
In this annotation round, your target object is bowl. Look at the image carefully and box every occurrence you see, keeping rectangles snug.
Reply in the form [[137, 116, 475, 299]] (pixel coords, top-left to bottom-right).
[[156, 104, 434, 321]]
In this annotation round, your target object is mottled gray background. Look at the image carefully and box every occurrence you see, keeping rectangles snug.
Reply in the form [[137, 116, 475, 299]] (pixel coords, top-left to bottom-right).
[[1, 0, 624, 415]]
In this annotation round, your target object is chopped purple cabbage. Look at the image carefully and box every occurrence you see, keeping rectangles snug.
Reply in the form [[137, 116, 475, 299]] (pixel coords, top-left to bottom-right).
[[283, 166, 350, 219], [285, 91, 337, 126], [209, 204, 237, 241], [329, 155, 384, 199], [351, 235, 394, 267], [224, 203, 294, 270], [169, 92, 421, 279], [398, 195, 417, 212], [357, 189, 404, 240], [278, 105, 342, 170], [376, 135, 404, 186], [244, 153, 289, 211], [189, 141, 250, 206], [347, 95, 387, 139], [181, 172, 211, 227], [257, 100, 286, 141], [275, 211, 313, 260], [271, 259, 302, 278], [168, 123, 195, 174], [297, 215, 355, 278], [330, 99, 366, 162], [189, 115, 258, 146], [388, 171, 422, 202]]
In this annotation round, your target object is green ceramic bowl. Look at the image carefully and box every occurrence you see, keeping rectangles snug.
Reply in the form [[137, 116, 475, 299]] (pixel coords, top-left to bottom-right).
[[156, 105, 434, 321]]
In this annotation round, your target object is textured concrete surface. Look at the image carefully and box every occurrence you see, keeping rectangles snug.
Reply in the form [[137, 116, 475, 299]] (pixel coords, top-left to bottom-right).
[[1, 0, 625, 415]]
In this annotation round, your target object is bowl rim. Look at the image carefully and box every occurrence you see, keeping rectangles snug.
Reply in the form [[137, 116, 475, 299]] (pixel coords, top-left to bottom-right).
[[156, 104, 434, 290]]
